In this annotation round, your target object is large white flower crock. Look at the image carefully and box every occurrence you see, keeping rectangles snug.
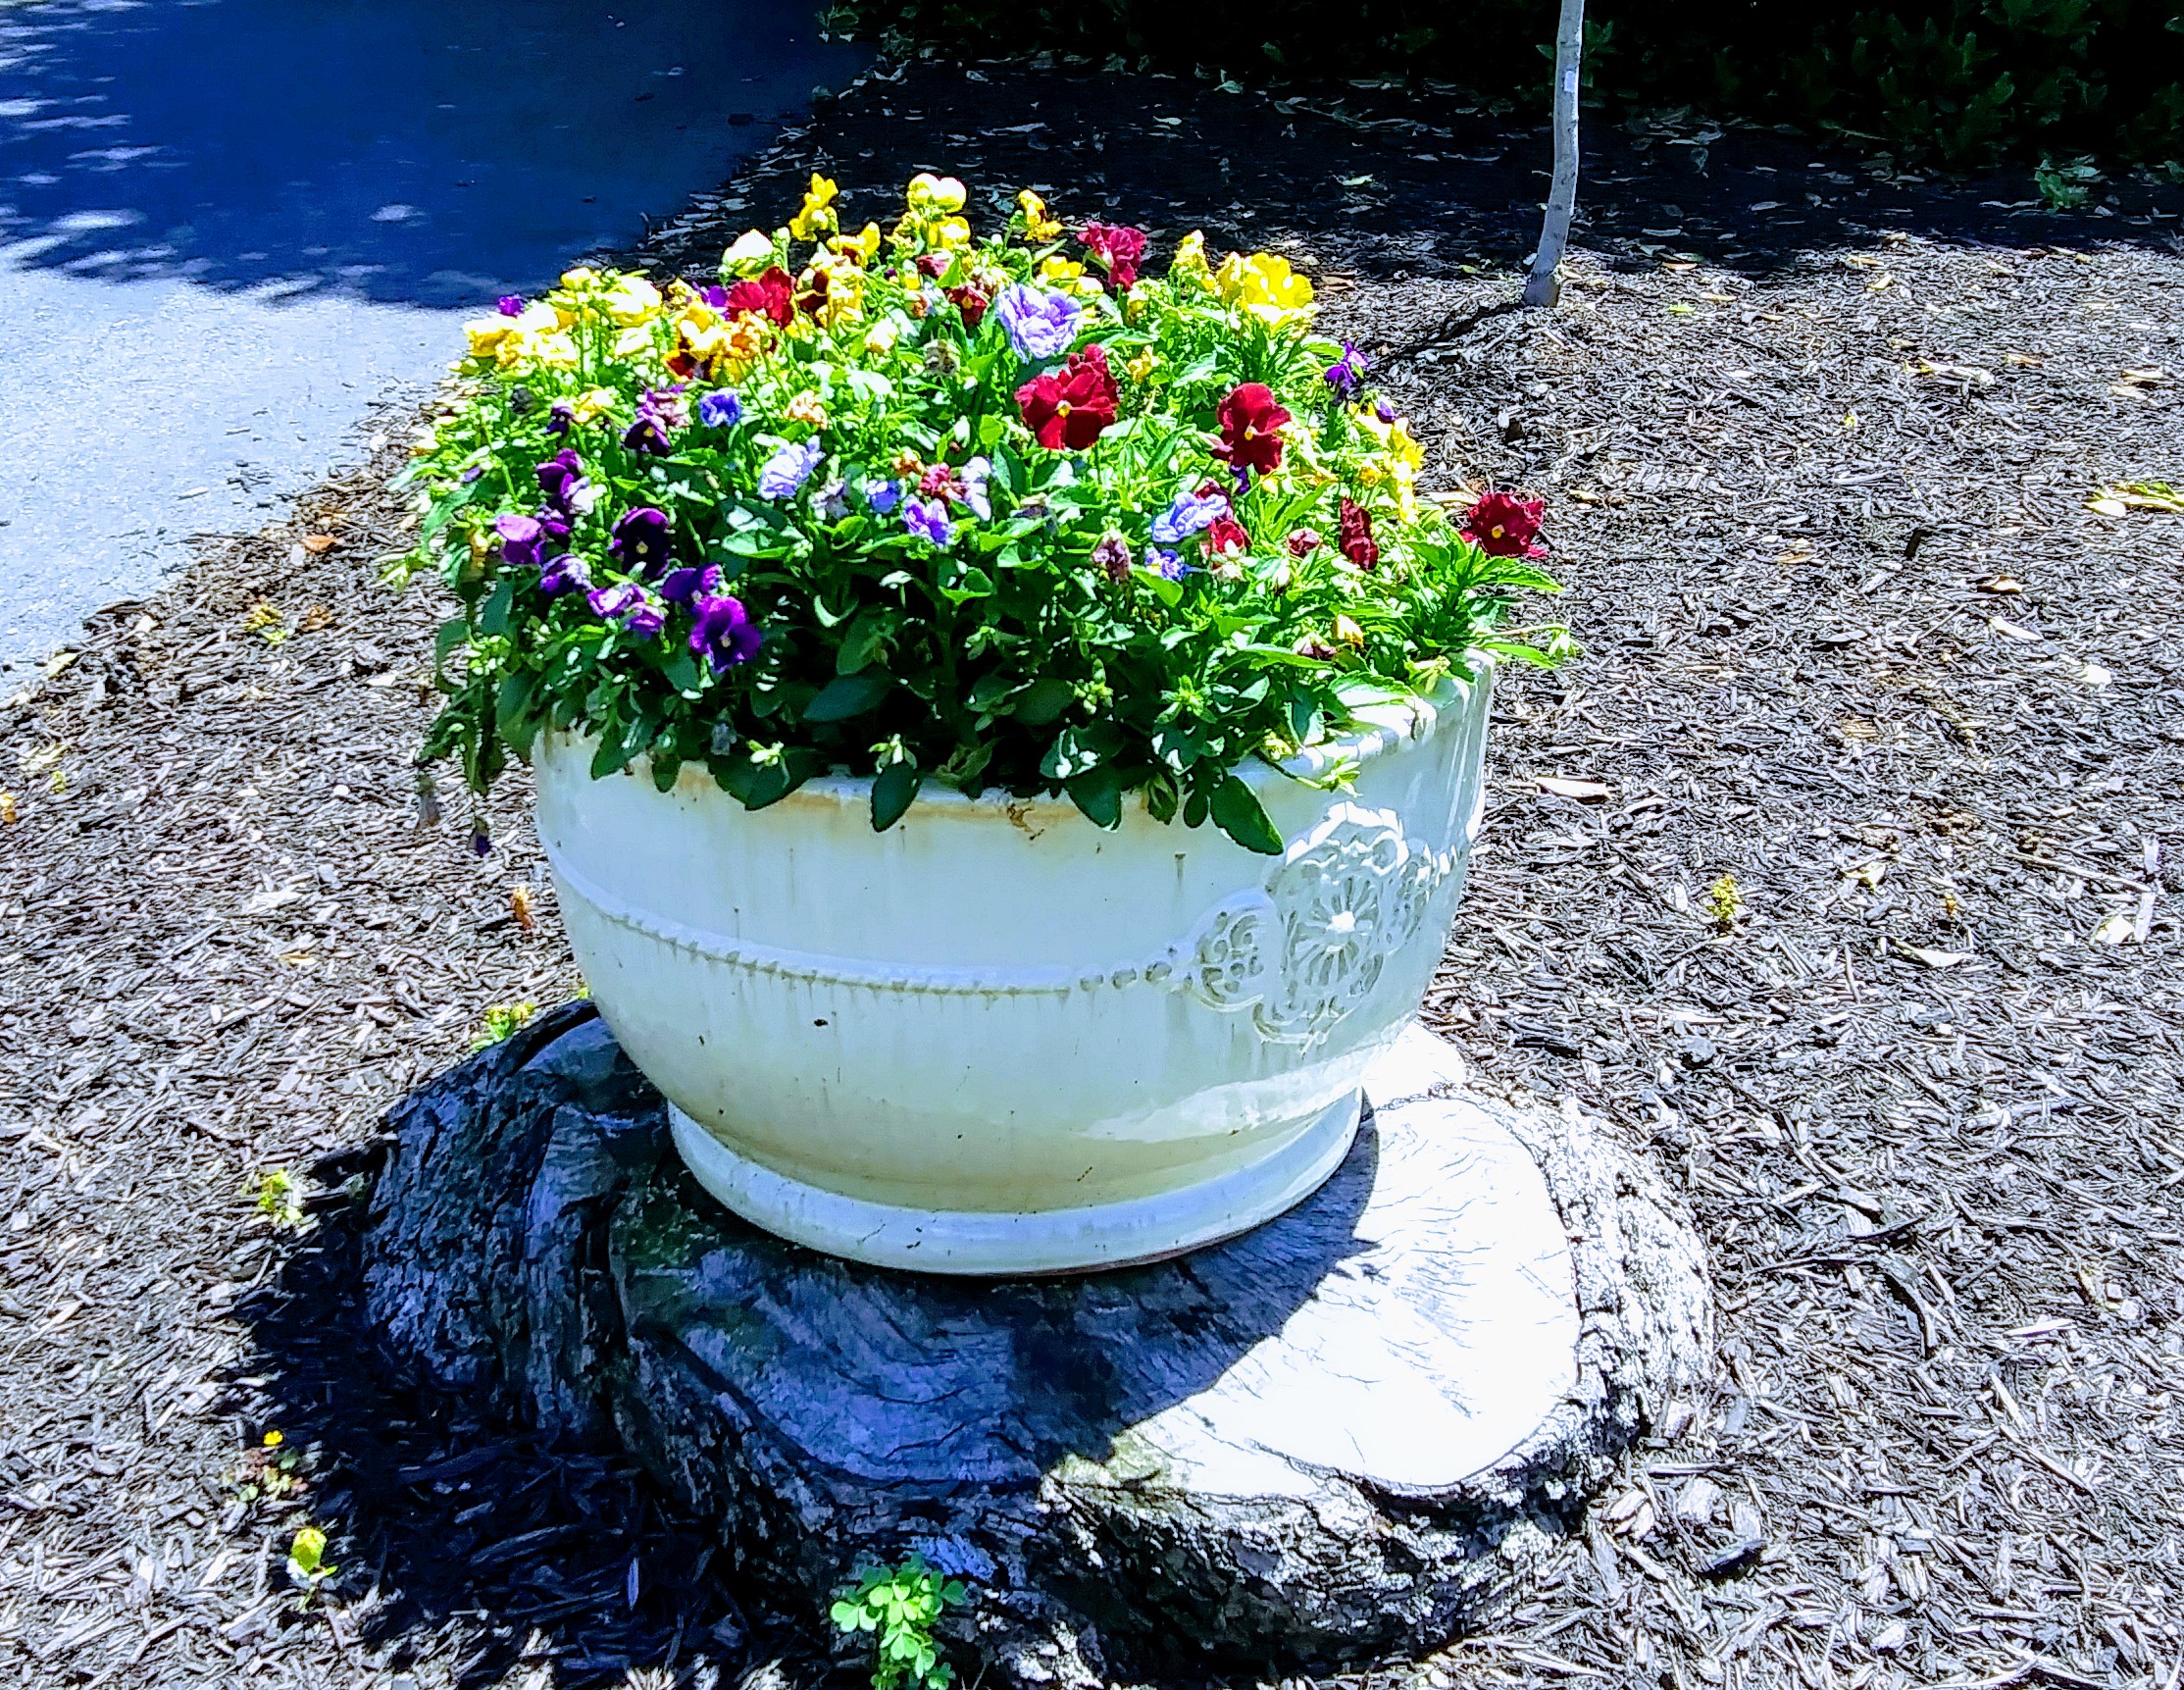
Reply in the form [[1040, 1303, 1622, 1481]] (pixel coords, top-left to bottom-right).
[[533, 666, 1492, 1274]]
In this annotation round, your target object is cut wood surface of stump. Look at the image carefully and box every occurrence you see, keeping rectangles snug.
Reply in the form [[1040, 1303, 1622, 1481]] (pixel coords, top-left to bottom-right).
[[364, 1004, 1711, 1684]]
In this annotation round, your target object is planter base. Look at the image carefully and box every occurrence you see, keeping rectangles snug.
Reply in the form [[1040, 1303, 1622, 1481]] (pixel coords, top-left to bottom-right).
[[364, 1004, 1713, 1685], [667, 1088, 1364, 1275]]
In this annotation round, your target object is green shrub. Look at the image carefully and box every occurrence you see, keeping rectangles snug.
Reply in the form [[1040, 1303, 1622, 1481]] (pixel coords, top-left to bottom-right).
[[827, 0, 2184, 168]]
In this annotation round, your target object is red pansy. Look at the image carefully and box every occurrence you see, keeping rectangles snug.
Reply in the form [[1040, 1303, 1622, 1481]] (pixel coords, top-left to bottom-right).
[[947, 283, 990, 328], [724, 265, 794, 328], [1079, 222, 1148, 289], [1461, 490, 1549, 559], [1338, 497, 1379, 571], [1014, 344, 1121, 451], [1212, 383, 1292, 477]]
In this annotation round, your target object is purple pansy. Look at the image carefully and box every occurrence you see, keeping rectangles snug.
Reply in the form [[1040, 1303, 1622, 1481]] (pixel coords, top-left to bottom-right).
[[991, 284, 1081, 362], [545, 399, 574, 437], [1144, 545, 1188, 581], [697, 388, 742, 430], [960, 456, 993, 522], [867, 478, 902, 515], [702, 284, 731, 310], [1323, 341, 1367, 404], [1375, 396, 1398, 424], [659, 563, 723, 606], [496, 294, 526, 318], [757, 438, 825, 500], [690, 592, 763, 671], [1149, 487, 1228, 544], [587, 582, 642, 619], [535, 448, 584, 510], [903, 497, 955, 548], [608, 506, 672, 576], [538, 553, 590, 596], [495, 513, 548, 568]]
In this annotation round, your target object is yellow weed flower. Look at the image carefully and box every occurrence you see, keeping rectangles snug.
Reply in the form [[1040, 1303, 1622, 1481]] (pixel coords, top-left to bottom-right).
[[786, 390, 829, 428], [1017, 189, 1063, 242], [600, 276, 663, 326], [1213, 251, 1314, 323], [788, 173, 840, 241], [723, 230, 776, 276], [571, 387, 618, 424], [906, 173, 967, 215]]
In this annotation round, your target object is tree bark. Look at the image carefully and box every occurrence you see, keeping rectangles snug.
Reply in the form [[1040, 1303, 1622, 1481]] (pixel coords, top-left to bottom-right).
[[1524, 0, 1586, 308]]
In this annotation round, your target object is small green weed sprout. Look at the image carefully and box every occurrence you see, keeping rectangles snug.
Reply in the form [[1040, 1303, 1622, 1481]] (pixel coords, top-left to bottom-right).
[[2034, 156, 2100, 212], [286, 1523, 335, 1603], [471, 1000, 536, 1050], [255, 1168, 305, 1230], [831, 1556, 968, 1690], [1705, 874, 1746, 928]]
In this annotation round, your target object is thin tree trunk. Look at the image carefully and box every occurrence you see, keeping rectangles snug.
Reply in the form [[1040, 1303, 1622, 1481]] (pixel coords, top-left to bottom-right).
[[1523, 0, 1585, 307]]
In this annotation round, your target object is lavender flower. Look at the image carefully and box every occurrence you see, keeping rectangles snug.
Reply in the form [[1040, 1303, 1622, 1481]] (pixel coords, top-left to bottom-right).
[[538, 553, 590, 596], [867, 478, 902, 515], [992, 284, 1081, 362], [903, 497, 955, 548], [697, 388, 742, 430], [960, 456, 993, 522], [1149, 487, 1228, 544], [608, 506, 672, 576], [1091, 532, 1131, 583], [691, 592, 763, 671], [758, 438, 824, 501], [1323, 341, 1367, 404]]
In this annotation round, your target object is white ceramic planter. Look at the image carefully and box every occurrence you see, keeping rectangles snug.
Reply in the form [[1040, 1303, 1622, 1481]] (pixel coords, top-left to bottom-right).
[[533, 666, 1493, 1274]]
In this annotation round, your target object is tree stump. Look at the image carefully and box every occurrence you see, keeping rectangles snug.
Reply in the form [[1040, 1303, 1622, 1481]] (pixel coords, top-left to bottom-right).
[[363, 1003, 1711, 1684]]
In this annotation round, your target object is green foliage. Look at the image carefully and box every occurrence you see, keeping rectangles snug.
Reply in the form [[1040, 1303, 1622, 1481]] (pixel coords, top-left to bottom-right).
[[831, 1556, 968, 1690], [401, 179, 1562, 855], [472, 1000, 537, 1050], [254, 1168, 304, 1230], [2035, 154, 2103, 207], [824, 0, 2184, 168]]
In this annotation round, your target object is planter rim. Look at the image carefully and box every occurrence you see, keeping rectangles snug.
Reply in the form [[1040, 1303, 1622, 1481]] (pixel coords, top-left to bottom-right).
[[564, 655, 1490, 819]]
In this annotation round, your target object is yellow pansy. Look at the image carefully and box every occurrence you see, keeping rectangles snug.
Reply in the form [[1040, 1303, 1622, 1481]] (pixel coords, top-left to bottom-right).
[[723, 230, 776, 276], [600, 276, 663, 326], [1213, 251, 1314, 323], [463, 316, 517, 360], [675, 298, 720, 340], [1126, 347, 1158, 383], [612, 323, 656, 359], [830, 222, 884, 265], [571, 387, 618, 425], [931, 215, 972, 251], [788, 173, 839, 241], [863, 320, 901, 357], [906, 173, 967, 215], [1039, 255, 1086, 284], [786, 390, 829, 428], [559, 266, 599, 291], [1017, 189, 1063, 242], [721, 314, 771, 373], [521, 332, 580, 372], [1170, 230, 1215, 291]]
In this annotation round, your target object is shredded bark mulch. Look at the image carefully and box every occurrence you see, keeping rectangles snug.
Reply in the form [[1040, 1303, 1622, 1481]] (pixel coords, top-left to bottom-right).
[[3, 57, 2181, 1690]]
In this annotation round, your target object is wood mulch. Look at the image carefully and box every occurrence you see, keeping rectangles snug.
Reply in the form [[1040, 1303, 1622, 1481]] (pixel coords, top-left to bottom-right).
[[2, 56, 2180, 1690]]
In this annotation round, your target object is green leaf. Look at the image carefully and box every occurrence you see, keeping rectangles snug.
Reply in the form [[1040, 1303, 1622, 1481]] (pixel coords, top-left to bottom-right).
[[803, 672, 893, 723], [1012, 677, 1074, 726], [1066, 764, 1124, 830], [1210, 776, 1284, 854], [661, 646, 702, 692], [838, 609, 893, 675], [477, 575, 517, 638], [434, 616, 471, 667], [870, 761, 922, 831], [493, 671, 537, 753]]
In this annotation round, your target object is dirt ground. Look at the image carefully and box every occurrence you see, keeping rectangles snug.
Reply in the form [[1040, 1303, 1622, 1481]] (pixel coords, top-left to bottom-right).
[[2, 58, 2181, 1690]]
